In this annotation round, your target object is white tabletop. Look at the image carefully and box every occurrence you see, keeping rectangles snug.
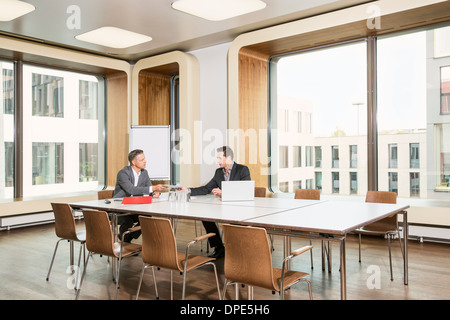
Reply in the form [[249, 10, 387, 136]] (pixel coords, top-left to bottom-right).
[[70, 196, 409, 236], [243, 200, 409, 235]]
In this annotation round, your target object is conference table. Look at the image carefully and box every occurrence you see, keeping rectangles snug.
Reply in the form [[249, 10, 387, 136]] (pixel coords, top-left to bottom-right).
[[70, 194, 409, 300]]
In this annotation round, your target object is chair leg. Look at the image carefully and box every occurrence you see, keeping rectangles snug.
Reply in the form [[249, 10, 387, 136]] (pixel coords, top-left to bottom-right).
[[46, 239, 63, 281], [136, 264, 159, 300], [74, 242, 84, 290], [136, 263, 146, 300], [358, 234, 362, 262], [75, 252, 91, 300], [170, 270, 174, 300], [114, 256, 122, 300], [151, 266, 159, 299], [388, 234, 393, 281], [310, 240, 314, 269]]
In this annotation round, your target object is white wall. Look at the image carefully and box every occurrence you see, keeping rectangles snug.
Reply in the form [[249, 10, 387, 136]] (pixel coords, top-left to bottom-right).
[[188, 42, 231, 184]]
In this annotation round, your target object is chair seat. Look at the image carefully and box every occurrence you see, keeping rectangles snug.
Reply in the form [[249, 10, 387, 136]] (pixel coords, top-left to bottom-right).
[[356, 223, 397, 234], [177, 253, 216, 272], [273, 268, 309, 292], [76, 231, 86, 242], [113, 242, 142, 258]]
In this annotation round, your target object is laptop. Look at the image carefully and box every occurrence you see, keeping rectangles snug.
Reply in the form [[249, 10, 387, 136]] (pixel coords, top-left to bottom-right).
[[221, 180, 255, 201]]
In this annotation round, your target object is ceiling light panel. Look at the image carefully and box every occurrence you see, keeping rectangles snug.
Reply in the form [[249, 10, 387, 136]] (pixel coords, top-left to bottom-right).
[[0, 0, 35, 21], [172, 0, 266, 21], [75, 26, 152, 49]]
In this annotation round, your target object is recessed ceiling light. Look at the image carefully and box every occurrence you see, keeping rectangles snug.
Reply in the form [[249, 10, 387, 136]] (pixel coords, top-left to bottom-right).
[[75, 27, 152, 49], [171, 0, 266, 21], [0, 0, 35, 21]]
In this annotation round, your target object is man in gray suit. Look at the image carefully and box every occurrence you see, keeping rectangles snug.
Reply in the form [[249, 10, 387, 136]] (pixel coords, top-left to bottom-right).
[[113, 149, 166, 242]]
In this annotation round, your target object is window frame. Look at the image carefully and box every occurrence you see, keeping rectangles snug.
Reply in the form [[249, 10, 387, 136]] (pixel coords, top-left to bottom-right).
[[3, 60, 107, 199]]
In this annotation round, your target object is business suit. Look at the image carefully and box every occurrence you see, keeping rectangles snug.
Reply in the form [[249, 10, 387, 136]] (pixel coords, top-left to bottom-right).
[[190, 162, 251, 250], [113, 166, 153, 242]]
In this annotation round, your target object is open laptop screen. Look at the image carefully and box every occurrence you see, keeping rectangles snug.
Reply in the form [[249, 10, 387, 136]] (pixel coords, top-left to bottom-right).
[[221, 180, 255, 201]]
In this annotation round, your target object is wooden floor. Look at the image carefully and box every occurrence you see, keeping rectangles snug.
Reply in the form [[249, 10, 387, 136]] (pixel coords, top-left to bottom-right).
[[1, 218, 450, 301]]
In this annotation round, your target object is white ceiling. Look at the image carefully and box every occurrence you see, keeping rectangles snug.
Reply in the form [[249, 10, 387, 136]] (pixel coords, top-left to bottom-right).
[[0, 0, 370, 62]]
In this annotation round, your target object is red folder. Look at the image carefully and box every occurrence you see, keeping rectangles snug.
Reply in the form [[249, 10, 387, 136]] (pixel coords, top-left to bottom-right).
[[121, 196, 152, 204]]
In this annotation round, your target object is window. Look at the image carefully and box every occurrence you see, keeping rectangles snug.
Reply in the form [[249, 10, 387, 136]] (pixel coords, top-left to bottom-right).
[[410, 143, 420, 168], [378, 28, 450, 199], [388, 172, 398, 194], [270, 24, 450, 200], [314, 146, 322, 168], [79, 143, 98, 182], [305, 178, 313, 189], [293, 180, 301, 191], [441, 66, 450, 114], [3, 68, 14, 114], [332, 146, 339, 168], [305, 146, 313, 167], [32, 142, 64, 185], [293, 146, 301, 167], [295, 111, 302, 133], [22, 65, 105, 197], [32, 73, 64, 117], [435, 123, 450, 190], [315, 172, 322, 190], [388, 144, 398, 168], [79, 80, 98, 119], [1, 61, 14, 200], [350, 145, 357, 168], [410, 172, 420, 197], [332, 172, 339, 193], [350, 172, 358, 194], [279, 146, 288, 168], [270, 41, 367, 194], [279, 181, 289, 192]]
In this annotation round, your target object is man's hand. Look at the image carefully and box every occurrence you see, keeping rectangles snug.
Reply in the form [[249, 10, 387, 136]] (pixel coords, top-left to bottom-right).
[[212, 188, 222, 197], [153, 184, 167, 192]]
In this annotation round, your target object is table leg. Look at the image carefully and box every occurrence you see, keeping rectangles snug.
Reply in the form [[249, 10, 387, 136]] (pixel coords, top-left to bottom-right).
[[340, 238, 346, 300], [283, 236, 291, 270], [403, 210, 408, 285], [70, 240, 74, 267]]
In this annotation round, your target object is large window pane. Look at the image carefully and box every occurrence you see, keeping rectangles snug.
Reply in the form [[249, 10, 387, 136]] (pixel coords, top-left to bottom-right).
[[32, 73, 64, 117], [23, 65, 105, 197], [32, 142, 64, 185], [1, 61, 14, 200], [377, 27, 450, 199], [270, 41, 367, 195]]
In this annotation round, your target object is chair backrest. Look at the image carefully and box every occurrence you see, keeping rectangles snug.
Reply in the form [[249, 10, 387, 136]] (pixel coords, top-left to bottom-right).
[[365, 191, 397, 228], [365, 191, 396, 204], [222, 224, 278, 292], [138, 216, 180, 271], [98, 189, 114, 200], [82, 210, 115, 256], [51, 203, 79, 241], [254, 187, 266, 198], [294, 189, 320, 200]]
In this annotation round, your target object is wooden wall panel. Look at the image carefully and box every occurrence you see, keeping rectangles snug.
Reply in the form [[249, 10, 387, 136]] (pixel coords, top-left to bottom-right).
[[106, 72, 129, 187], [138, 71, 171, 126], [237, 48, 269, 189]]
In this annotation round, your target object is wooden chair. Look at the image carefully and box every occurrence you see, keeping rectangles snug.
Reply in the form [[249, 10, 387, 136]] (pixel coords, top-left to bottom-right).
[[222, 224, 312, 300], [75, 209, 142, 300], [254, 187, 266, 198], [135, 216, 221, 300], [97, 189, 114, 200], [355, 191, 401, 280], [294, 189, 321, 270], [46, 203, 86, 284]]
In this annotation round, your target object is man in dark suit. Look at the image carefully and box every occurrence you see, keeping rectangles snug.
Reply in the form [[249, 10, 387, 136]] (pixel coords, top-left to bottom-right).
[[113, 149, 166, 242], [189, 146, 251, 258]]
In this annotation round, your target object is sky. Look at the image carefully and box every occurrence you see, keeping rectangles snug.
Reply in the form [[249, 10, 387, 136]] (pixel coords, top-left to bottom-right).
[[276, 31, 427, 137]]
